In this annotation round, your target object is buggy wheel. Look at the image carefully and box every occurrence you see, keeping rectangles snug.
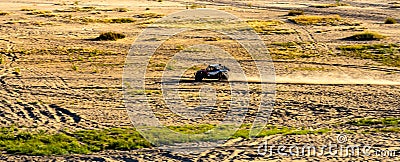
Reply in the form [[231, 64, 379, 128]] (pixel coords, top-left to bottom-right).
[[195, 72, 203, 82], [218, 73, 229, 81]]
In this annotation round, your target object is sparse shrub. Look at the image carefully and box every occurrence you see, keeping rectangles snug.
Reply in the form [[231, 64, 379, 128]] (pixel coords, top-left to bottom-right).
[[384, 17, 397, 24], [145, 8, 150, 10], [288, 10, 304, 16], [114, 8, 128, 12], [94, 32, 126, 41], [344, 32, 386, 41]]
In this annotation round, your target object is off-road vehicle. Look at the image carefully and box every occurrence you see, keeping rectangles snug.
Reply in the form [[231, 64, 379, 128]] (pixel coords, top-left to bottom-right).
[[194, 64, 229, 82]]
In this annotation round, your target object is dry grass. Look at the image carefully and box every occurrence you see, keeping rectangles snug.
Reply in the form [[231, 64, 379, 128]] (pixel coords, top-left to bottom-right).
[[289, 15, 342, 25]]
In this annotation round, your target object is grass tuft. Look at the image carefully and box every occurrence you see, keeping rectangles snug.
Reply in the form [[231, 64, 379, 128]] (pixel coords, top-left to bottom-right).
[[0, 125, 331, 155]]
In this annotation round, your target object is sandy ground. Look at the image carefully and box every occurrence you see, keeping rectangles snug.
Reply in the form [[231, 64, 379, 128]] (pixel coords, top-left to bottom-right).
[[0, 0, 399, 161]]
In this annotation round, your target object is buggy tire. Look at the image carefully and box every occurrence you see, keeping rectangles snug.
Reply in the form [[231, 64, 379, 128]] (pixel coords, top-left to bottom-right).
[[195, 71, 204, 82], [218, 72, 229, 81]]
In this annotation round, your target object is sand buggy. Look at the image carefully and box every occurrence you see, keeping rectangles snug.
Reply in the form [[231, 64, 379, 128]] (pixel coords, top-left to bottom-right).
[[194, 64, 229, 82]]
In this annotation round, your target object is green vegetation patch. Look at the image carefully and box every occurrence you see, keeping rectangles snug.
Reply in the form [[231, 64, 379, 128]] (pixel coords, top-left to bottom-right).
[[0, 125, 330, 155], [347, 118, 400, 133], [0, 127, 150, 156], [337, 43, 399, 67], [289, 15, 342, 25]]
